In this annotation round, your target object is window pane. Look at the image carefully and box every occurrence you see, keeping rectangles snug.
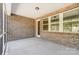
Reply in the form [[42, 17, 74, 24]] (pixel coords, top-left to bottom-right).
[[43, 18, 48, 30], [51, 15, 59, 23], [72, 21, 79, 32], [43, 18, 48, 24], [63, 22, 72, 32], [63, 7, 79, 33], [51, 24, 59, 32], [43, 25, 48, 30], [51, 15, 59, 32], [43, 21, 48, 24]]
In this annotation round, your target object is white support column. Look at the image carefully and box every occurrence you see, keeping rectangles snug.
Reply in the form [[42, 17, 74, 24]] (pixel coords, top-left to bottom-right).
[[59, 13, 63, 32], [48, 17, 51, 32]]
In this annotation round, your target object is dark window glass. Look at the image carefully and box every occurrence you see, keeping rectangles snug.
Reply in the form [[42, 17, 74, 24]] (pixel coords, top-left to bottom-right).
[[43, 25, 48, 30]]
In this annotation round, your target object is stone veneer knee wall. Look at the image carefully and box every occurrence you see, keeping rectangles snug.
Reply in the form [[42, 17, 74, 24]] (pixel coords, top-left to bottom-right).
[[40, 19, 79, 49], [8, 15, 35, 41]]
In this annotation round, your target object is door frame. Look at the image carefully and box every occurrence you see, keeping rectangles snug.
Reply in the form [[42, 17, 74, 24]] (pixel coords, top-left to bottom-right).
[[36, 19, 40, 37]]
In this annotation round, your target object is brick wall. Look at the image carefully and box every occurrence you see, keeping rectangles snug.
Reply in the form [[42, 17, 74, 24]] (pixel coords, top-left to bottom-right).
[[8, 15, 35, 41], [40, 19, 79, 49]]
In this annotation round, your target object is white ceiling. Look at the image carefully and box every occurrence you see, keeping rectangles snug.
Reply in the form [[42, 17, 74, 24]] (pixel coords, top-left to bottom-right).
[[11, 3, 71, 19]]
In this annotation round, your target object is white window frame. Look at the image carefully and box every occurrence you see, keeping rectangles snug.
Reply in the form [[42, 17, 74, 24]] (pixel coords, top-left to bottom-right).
[[48, 13, 60, 32], [42, 7, 79, 34], [62, 7, 79, 33], [42, 17, 49, 31]]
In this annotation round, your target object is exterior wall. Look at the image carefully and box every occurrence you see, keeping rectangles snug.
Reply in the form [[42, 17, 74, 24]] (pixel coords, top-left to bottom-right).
[[40, 4, 79, 48], [40, 31, 79, 48], [40, 19, 79, 48], [8, 15, 35, 41]]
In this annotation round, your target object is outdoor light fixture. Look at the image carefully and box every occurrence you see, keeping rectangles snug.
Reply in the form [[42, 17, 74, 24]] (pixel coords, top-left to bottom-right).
[[35, 7, 39, 11]]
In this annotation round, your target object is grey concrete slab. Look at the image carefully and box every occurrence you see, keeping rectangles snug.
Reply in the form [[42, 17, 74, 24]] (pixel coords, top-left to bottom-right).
[[5, 37, 79, 55]]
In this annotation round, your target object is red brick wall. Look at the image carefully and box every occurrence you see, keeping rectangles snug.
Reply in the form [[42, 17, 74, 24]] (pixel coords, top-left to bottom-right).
[[40, 17, 79, 48], [8, 15, 35, 41]]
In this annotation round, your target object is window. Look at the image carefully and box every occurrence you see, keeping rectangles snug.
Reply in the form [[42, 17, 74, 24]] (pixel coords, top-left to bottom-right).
[[50, 15, 59, 32], [63, 8, 79, 33], [42, 18, 48, 30], [42, 7, 79, 33]]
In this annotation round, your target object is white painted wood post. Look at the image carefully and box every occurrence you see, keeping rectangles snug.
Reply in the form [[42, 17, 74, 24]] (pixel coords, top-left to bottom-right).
[[59, 13, 63, 32], [48, 17, 51, 32]]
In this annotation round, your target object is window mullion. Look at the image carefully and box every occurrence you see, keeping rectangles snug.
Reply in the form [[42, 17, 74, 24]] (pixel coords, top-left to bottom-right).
[[48, 17, 51, 32], [59, 13, 63, 32]]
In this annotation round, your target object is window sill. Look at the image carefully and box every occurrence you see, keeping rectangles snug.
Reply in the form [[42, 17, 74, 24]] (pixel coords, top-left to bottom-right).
[[42, 31, 79, 35]]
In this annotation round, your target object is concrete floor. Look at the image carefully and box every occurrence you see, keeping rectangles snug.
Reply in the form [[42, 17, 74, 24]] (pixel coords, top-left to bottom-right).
[[6, 37, 79, 55]]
